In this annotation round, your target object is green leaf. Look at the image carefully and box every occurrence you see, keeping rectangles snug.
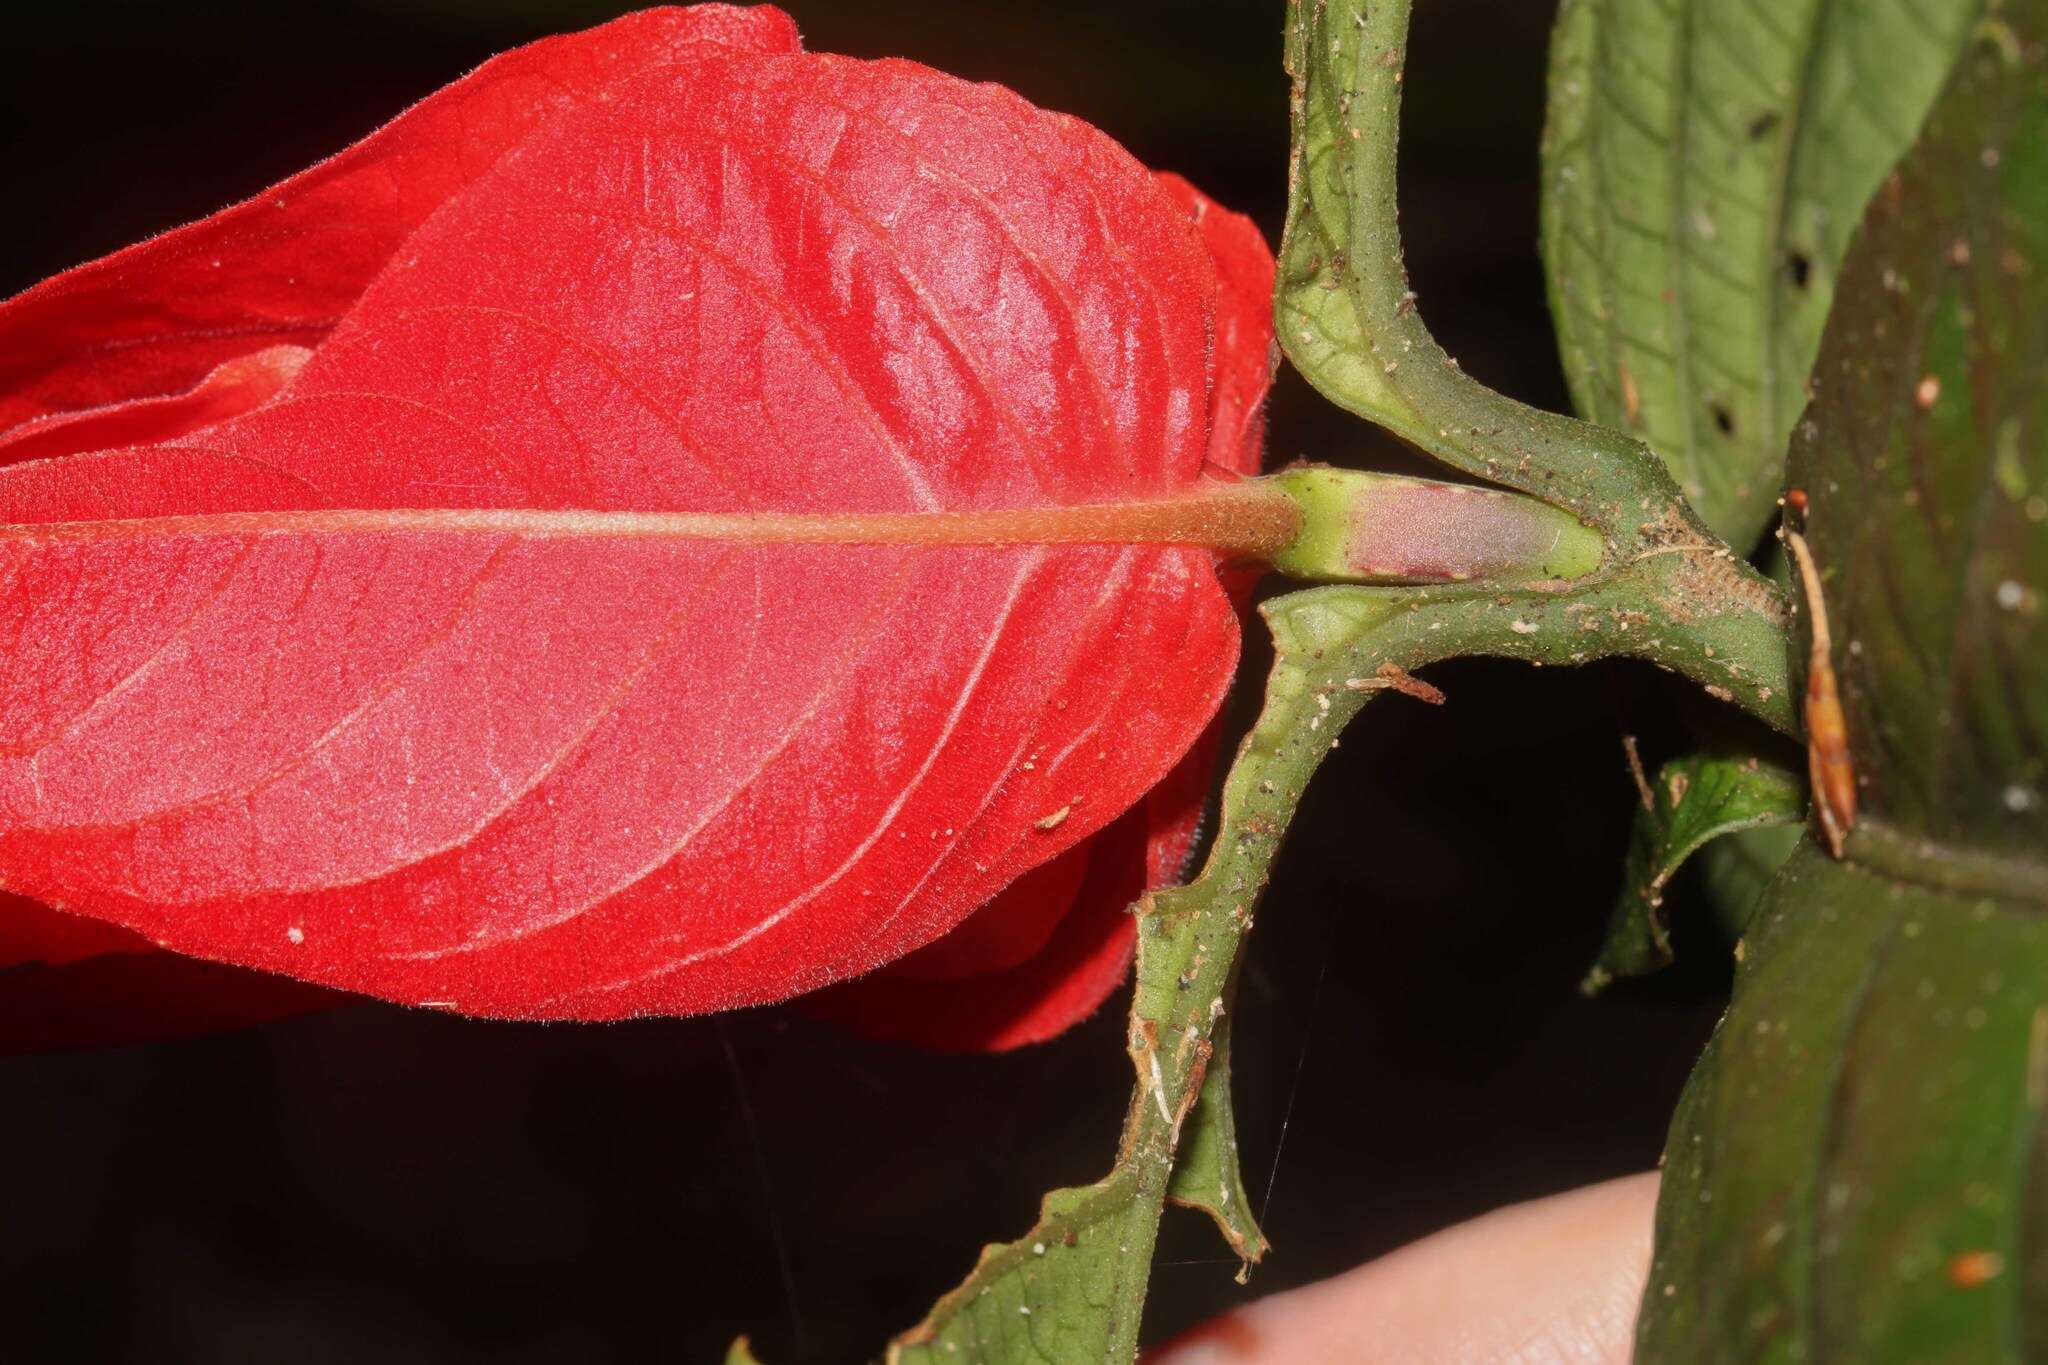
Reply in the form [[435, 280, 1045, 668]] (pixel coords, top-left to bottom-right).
[[1642, 844, 2048, 1360], [1541, 0, 1979, 551], [887, 1170, 1161, 1364], [1584, 749, 1803, 992], [1166, 975, 1269, 1269], [1793, 22, 2048, 863], [1641, 11, 2048, 1359]]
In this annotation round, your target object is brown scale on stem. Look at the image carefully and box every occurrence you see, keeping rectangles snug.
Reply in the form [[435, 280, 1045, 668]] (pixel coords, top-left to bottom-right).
[[1783, 488, 1856, 857]]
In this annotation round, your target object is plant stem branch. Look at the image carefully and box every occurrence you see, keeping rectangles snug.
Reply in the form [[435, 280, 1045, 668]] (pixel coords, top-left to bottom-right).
[[1278, 0, 1797, 736]]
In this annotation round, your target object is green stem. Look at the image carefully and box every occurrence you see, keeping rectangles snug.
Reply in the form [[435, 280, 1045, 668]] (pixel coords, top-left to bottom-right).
[[1280, 0, 1670, 523], [1278, 0, 1797, 735]]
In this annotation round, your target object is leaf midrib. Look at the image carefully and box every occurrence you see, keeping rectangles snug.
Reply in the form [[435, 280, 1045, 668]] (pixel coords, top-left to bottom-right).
[[1, 485, 1300, 556]]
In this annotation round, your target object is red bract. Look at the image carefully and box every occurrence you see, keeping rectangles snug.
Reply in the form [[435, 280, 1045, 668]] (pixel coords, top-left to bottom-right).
[[0, 5, 1275, 1051]]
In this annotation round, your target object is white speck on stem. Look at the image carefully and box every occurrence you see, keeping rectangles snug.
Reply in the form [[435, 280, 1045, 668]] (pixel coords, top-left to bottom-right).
[[1148, 1051, 1173, 1126]]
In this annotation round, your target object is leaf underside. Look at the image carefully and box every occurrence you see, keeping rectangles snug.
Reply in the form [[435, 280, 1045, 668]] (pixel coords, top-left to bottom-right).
[[1541, 0, 1979, 553], [1639, 8, 2048, 1359], [0, 19, 1274, 1031]]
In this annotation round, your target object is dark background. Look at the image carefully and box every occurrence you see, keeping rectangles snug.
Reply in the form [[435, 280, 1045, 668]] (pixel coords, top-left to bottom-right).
[[0, 1, 1737, 1360]]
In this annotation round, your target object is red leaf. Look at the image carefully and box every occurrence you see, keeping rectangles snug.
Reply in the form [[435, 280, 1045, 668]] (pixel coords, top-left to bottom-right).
[[0, 7, 1278, 1040], [804, 808, 1149, 1052], [811, 173, 1277, 1050], [1139, 168, 1277, 890], [0, 5, 800, 439], [0, 346, 311, 464]]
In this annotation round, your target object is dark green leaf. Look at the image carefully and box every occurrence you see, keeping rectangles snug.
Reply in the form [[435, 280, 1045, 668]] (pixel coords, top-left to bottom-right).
[[1692, 820, 1805, 942], [1542, 0, 1978, 551], [1584, 750, 1803, 991], [1642, 843, 2048, 1360], [887, 1171, 1159, 1364], [1642, 12, 2048, 1359], [1794, 15, 2048, 861]]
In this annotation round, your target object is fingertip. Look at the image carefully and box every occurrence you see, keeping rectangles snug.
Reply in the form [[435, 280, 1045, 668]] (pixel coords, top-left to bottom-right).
[[1151, 1172, 1659, 1365]]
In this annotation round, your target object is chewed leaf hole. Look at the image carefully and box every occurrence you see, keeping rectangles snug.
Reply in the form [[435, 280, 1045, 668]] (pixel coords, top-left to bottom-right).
[[1710, 403, 1737, 437], [1786, 249, 1814, 290]]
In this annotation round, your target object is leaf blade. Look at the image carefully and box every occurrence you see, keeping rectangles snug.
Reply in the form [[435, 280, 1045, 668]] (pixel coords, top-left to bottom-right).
[[1165, 988, 1269, 1268], [1540, 0, 1979, 549], [0, 22, 1270, 1027], [1791, 20, 2048, 860], [1642, 843, 2048, 1360]]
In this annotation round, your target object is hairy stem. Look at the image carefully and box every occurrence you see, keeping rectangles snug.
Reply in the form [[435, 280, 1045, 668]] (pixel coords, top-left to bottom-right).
[[1278, 0, 1797, 735]]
